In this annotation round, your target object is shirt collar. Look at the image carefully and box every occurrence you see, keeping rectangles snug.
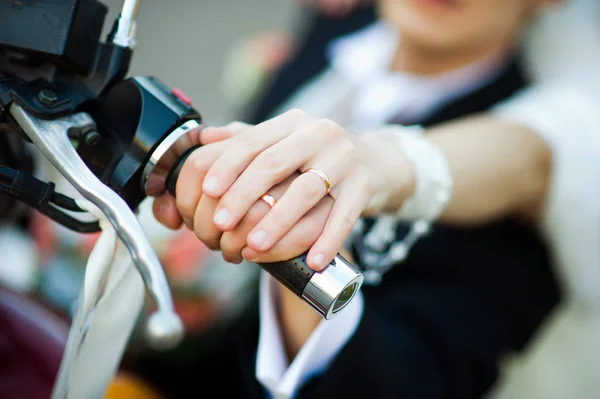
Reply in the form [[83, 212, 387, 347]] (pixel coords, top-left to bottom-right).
[[326, 21, 512, 128], [327, 21, 509, 87]]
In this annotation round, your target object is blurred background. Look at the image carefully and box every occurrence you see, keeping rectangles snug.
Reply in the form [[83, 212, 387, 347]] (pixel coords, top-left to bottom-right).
[[103, 0, 298, 124], [1, 1, 600, 399]]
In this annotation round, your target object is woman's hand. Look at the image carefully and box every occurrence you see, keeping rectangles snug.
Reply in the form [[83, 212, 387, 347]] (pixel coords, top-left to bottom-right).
[[152, 120, 337, 266], [154, 110, 414, 270], [193, 109, 381, 270]]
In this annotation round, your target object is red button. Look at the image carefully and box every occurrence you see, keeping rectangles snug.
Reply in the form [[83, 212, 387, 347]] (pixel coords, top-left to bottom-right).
[[171, 88, 193, 105]]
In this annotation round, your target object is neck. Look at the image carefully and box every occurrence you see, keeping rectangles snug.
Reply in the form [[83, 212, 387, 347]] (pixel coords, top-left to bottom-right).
[[390, 36, 513, 76]]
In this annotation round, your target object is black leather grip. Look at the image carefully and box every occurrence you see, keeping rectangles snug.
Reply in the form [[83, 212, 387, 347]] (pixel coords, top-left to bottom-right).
[[259, 253, 315, 296]]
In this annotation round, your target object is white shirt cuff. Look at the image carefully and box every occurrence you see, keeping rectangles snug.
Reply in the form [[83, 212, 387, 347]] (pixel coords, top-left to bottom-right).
[[255, 271, 364, 399]]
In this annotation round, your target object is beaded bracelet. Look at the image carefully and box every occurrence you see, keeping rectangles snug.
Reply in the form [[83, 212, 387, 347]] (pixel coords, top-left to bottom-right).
[[359, 125, 453, 285]]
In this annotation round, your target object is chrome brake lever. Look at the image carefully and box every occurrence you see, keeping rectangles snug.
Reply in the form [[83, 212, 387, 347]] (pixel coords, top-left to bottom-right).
[[10, 103, 184, 349]]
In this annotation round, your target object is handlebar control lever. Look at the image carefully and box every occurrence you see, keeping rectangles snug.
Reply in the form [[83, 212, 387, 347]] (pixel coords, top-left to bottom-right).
[[9, 103, 184, 349]]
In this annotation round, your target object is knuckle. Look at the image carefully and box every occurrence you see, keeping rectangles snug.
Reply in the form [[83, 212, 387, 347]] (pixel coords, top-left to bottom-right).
[[316, 118, 342, 141], [220, 233, 242, 258], [268, 209, 292, 231], [340, 213, 357, 235], [203, 238, 221, 251], [356, 169, 373, 192], [226, 121, 251, 134], [234, 132, 262, 155], [284, 108, 309, 121], [339, 138, 358, 158], [194, 228, 220, 250], [296, 175, 325, 201], [187, 149, 206, 170], [176, 200, 195, 221], [256, 149, 287, 179]]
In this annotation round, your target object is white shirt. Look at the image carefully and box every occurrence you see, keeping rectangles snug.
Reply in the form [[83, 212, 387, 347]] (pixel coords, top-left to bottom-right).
[[255, 21, 512, 399]]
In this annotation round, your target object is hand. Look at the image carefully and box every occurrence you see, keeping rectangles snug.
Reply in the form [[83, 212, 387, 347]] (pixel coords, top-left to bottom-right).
[[152, 121, 336, 265], [194, 109, 379, 271]]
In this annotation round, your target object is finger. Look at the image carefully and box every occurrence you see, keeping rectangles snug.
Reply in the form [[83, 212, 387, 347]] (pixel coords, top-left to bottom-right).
[[213, 118, 349, 231], [201, 108, 315, 198], [244, 162, 343, 252], [200, 122, 253, 145], [220, 197, 271, 264], [241, 196, 334, 263], [307, 175, 372, 270], [212, 119, 326, 231], [175, 140, 229, 222], [152, 195, 183, 230], [220, 174, 295, 262], [192, 193, 222, 250]]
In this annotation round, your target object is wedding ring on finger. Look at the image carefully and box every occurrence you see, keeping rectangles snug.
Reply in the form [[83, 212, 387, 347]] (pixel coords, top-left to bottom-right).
[[303, 168, 331, 195], [260, 193, 277, 208]]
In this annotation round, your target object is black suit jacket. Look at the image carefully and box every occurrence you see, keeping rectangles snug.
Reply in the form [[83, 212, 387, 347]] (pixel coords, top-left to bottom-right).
[[130, 7, 560, 399]]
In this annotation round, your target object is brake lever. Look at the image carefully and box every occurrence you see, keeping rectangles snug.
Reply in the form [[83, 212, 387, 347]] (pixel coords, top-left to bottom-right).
[[10, 103, 184, 349]]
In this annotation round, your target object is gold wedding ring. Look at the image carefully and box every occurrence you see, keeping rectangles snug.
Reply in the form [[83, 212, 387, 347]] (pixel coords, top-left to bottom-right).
[[260, 194, 276, 208], [303, 168, 331, 195]]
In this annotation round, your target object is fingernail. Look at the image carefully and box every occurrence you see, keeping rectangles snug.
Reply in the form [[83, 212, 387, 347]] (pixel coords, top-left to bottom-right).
[[213, 208, 230, 226], [311, 253, 327, 270], [203, 176, 219, 193], [249, 230, 267, 248], [242, 247, 258, 261]]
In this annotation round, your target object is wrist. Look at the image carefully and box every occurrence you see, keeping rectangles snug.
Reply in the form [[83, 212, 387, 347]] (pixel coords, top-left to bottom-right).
[[364, 125, 453, 221], [361, 130, 417, 216]]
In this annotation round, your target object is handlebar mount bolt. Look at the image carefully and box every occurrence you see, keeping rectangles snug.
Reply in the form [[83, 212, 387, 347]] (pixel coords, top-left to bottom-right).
[[83, 131, 102, 147], [38, 89, 58, 106]]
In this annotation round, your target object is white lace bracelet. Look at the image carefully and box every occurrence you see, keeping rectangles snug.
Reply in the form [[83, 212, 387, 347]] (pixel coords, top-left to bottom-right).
[[368, 125, 453, 221], [359, 125, 453, 285]]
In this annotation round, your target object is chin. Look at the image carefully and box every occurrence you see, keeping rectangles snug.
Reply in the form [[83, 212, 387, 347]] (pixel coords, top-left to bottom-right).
[[389, 9, 460, 52], [396, 19, 458, 51]]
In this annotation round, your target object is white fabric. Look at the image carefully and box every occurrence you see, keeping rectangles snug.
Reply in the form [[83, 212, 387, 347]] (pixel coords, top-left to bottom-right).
[[492, 0, 600, 308], [51, 199, 145, 399], [328, 22, 509, 130], [494, 83, 600, 309], [273, 21, 510, 132], [256, 272, 363, 399]]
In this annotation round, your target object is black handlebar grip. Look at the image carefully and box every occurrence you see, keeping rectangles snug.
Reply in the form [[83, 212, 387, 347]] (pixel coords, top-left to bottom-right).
[[163, 146, 363, 319]]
